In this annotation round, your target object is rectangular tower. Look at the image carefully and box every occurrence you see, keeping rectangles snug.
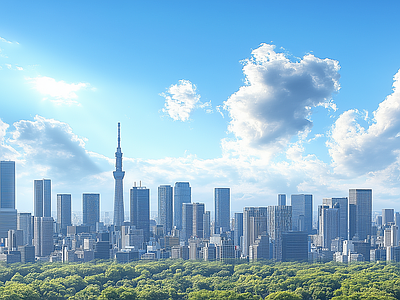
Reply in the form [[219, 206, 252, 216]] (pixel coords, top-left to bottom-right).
[[0, 161, 15, 209], [83, 193, 100, 230], [34, 179, 51, 217], [267, 205, 292, 261], [17, 212, 32, 246], [158, 185, 173, 235], [214, 188, 230, 234], [291, 194, 313, 233], [243, 207, 268, 257], [323, 197, 348, 240], [173, 182, 191, 230], [130, 186, 150, 242], [349, 189, 372, 240], [57, 194, 72, 233]]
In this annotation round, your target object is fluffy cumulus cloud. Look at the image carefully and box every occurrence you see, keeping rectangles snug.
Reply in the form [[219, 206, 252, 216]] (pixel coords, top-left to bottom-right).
[[223, 43, 340, 158], [10, 115, 99, 179], [328, 69, 400, 176], [161, 79, 211, 121], [0, 119, 18, 159], [27, 76, 90, 105]]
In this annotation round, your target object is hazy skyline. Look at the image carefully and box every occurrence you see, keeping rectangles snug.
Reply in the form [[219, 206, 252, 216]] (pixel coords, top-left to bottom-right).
[[1, 1, 400, 214]]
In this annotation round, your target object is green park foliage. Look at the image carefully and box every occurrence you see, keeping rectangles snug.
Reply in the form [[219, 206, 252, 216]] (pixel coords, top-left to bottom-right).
[[0, 260, 400, 299]]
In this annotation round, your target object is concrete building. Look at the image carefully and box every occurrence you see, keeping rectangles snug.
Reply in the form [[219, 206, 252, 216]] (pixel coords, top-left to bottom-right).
[[158, 185, 173, 235], [214, 188, 230, 234], [83, 193, 100, 230], [130, 185, 150, 242], [349, 189, 372, 240], [34, 179, 51, 218], [57, 194, 71, 234], [243, 207, 268, 257], [267, 205, 292, 261], [234, 212, 243, 250], [0, 161, 15, 209], [34, 216, 54, 257], [291, 194, 312, 233], [17, 212, 32, 246], [323, 197, 348, 240], [173, 182, 191, 230]]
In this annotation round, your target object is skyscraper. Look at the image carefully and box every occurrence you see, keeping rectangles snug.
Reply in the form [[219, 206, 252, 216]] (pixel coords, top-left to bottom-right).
[[0, 161, 15, 209], [193, 203, 205, 238], [57, 194, 71, 233], [130, 185, 150, 242], [243, 207, 268, 257], [234, 212, 243, 249], [34, 216, 54, 257], [323, 197, 348, 240], [382, 208, 395, 226], [214, 188, 230, 234], [173, 182, 191, 230], [267, 205, 292, 261], [113, 123, 125, 227], [17, 213, 32, 246], [158, 185, 173, 234], [83, 193, 100, 230], [0, 161, 17, 238], [34, 179, 51, 217], [319, 205, 339, 249], [278, 194, 286, 206], [291, 194, 313, 233], [349, 189, 372, 240], [182, 203, 193, 241]]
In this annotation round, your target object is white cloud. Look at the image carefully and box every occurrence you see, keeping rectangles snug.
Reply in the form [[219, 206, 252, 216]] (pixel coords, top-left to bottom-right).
[[5, 64, 11, 69], [27, 76, 90, 105], [0, 119, 19, 160], [223, 43, 340, 159], [161, 79, 211, 121], [10, 115, 99, 179], [328, 69, 400, 176], [0, 37, 12, 44]]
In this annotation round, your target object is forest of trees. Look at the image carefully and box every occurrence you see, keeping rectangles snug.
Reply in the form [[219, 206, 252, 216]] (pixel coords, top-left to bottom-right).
[[0, 259, 400, 299]]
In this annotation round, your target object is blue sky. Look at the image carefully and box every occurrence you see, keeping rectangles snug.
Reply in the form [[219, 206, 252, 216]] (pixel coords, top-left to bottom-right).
[[1, 1, 400, 217]]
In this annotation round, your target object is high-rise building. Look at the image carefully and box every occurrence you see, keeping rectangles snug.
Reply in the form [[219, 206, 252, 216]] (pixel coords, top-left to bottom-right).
[[382, 208, 395, 226], [34, 216, 54, 257], [83, 193, 100, 230], [267, 205, 292, 261], [0, 161, 15, 209], [0, 161, 17, 239], [243, 207, 268, 257], [57, 194, 71, 233], [130, 185, 150, 242], [214, 188, 230, 234], [234, 212, 243, 249], [182, 203, 193, 241], [291, 194, 313, 233], [349, 189, 372, 240], [34, 179, 51, 217], [278, 194, 286, 206], [193, 203, 205, 238], [158, 185, 173, 235], [203, 211, 211, 239], [323, 197, 348, 240], [113, 123, 125, 227], [282, 231, 308, 262], [319, 205, 339, 249], [173, 182, 191, 230], [17, 212, 32, 245]]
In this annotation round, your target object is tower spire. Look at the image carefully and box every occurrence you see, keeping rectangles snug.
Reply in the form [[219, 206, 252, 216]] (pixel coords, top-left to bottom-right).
[[113, 122, 125, 227]]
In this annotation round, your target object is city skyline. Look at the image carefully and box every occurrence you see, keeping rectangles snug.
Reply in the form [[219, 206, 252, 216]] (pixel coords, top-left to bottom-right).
[[1, 2, 400, 214]]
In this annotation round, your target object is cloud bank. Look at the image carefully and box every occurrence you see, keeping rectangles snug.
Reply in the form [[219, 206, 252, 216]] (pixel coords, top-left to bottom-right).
[[223, 43, 340, 158]]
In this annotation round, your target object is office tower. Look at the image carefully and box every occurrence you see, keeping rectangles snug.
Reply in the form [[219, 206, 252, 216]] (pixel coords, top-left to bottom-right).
[[182, 203, 193, 241], [8, 229, 23, 250], [282, 232, 308, 262], [323, 197, 348, 240], [203, 211, 211, 239], [249, 235, 270, 261], [158, 185, 173, 235], [193, 203, 205, 238], [17, 212, 32, 245], [130, 185, 150, 242], [267, 205, 292, 261], [349, 189, 372, 240], [174, 182, 191, 230], [214, 188, 230, 234], [382, 209, 395, 226], [0, 161, 17, 239], [0, 161, 15, 209], [234, 212, 243, 248], [278, 194, 286, 206], [243, 207, 268, 257], [57, 194, 71, 233], [291, 194, 313, 233], [34, 179, 51, 217], [319, 205, 339, 249], [18, 245, 35, 263], [34, 216, 54, 257], [83, 193, 100, 230], [113, 123, 125, 227]]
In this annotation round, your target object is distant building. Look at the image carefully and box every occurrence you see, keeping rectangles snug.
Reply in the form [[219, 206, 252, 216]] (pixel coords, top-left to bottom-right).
[[268, 205, 292, 261], [319, 205, 339, 249], [349, 189, 372, 240], [234, 212, 243, 249], [158, 185, 173, 235], [291, 194, 312, 233], [130, 185, 150, 242], [214, 188, 230, 234], [382, 208, 395, 226], [243, 207, 268, 257], [17, 212, 32, 246], [57, 194, 72, 233], [323, 197, 348, 240], [282, 231, 308, 261], [0, 161, 15, 209], [278, 194, 286, 206], [173, 182, 191, 230], [34, 216, 54, 257], [83, 193, 100, 230], [182, 203, 193, 241], [34, 179, 51, 217]]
